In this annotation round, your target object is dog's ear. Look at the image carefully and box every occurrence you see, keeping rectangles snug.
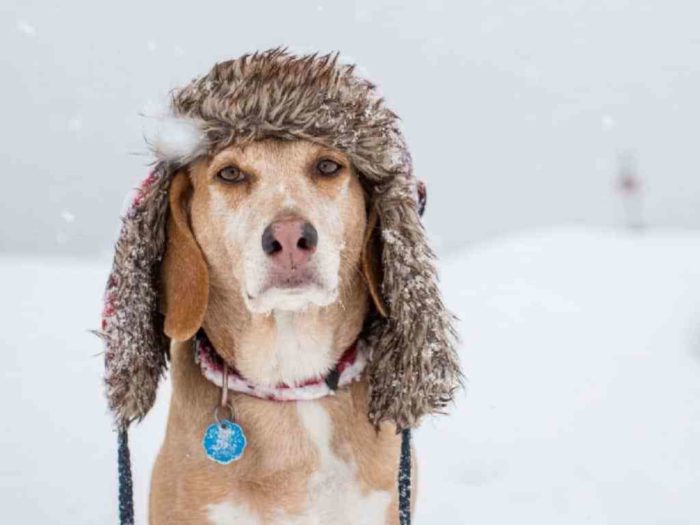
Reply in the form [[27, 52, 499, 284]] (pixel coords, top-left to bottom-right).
[[161, 171, 209, 341], [361, 205, 388, 317]]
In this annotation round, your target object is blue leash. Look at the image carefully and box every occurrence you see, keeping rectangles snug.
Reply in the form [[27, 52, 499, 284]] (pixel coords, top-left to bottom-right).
[[116, 427, 413, 524]]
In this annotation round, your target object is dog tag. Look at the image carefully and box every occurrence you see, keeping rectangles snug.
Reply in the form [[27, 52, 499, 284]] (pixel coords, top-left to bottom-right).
[[202, 420, 247, 464]]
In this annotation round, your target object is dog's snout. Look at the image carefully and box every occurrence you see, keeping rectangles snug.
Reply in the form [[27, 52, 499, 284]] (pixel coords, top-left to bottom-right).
[[261, 218, 318, 270]]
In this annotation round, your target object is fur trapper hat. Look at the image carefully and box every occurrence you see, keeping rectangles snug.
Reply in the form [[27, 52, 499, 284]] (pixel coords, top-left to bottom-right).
[[101, 48, 461, 431]]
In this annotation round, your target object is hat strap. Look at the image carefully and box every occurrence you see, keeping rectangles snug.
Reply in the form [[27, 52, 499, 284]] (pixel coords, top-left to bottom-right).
[[117, 427, 135, 525], [398, 428, 412, 525]]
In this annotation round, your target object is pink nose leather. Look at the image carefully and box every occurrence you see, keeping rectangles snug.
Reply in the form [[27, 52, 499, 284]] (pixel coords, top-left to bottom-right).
[[261, 218, 318, 271]]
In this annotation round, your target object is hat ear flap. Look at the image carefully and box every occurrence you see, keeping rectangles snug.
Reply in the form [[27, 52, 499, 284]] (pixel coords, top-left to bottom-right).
[[102, 164, 173, 427], [161, 171, 209, 341], [361, 206, 388, 318], [366, 177, 462, 431]]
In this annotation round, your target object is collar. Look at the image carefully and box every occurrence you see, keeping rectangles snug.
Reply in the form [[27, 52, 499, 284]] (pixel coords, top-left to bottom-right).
[[194, 331, 368, 402]]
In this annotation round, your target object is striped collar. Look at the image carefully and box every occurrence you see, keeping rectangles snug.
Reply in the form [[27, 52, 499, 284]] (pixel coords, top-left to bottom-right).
[[194, 331, 367, 402]]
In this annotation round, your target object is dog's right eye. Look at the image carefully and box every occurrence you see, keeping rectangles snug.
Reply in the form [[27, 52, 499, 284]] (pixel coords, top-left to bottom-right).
[[216, 166, 247, 184], [315, 158, 343, 177]]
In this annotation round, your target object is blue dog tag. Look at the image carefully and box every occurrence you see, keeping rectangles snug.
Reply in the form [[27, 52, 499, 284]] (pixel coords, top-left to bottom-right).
[[202, 420, 247, 464]]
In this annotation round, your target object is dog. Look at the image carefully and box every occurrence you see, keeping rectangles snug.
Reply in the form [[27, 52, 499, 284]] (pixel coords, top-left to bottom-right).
[[150, 138, 407, 523], [100, 49, 461, 525]]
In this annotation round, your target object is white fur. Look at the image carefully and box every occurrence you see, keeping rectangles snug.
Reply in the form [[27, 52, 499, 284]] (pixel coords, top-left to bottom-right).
[[143, 112, 206, 162], [208, 501, 259, 525], [248, 285, 336, 313], [207, 403, 391, 524], [294, 403, 391, 524], [232, 309, 337, 387], [209, 176, 342, 315], [267, 311, 334, 385]]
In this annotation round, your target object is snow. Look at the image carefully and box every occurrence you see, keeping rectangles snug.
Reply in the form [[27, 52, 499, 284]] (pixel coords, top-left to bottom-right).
[[60, 211, 76, 224], [16, 20, 36, 37], [601, 115, 617, 131], [67, 117, 83, 132], [416, 228, 700, 524], [1, 227, 700, 523], [0, 257, 170, 523]]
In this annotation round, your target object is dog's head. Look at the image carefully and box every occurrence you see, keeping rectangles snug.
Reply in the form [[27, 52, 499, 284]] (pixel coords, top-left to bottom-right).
[[102, 49, 460, 431], [160, 138, 380, 343]]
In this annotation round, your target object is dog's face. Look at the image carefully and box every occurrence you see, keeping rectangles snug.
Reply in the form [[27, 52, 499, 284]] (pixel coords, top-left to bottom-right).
[[186, 139, 367, 314]]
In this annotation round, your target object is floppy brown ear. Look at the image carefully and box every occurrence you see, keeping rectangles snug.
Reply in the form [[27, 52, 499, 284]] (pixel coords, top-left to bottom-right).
[[362, 205, 388, 317], [161, 171, 209, 341]]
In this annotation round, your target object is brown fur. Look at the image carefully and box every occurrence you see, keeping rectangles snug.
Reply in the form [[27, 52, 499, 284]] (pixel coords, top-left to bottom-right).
[[161, 172, 209, 340], [102, 49, 461, 433], [150, 343, 410, 524], [150, 140, 413, 523]]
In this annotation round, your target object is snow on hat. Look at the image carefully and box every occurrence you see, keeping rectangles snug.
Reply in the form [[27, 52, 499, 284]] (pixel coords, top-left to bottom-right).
[[100, 48, 461, 431]]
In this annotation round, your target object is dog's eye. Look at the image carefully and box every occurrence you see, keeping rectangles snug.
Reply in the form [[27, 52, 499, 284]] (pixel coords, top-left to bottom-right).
[[315, 158, 342, 177], [216, 166, 246, 184]]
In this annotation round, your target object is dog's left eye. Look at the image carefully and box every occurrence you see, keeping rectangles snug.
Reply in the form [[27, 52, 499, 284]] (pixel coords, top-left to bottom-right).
[[216, 166, 247, 184], [315, 158, 343, 177]]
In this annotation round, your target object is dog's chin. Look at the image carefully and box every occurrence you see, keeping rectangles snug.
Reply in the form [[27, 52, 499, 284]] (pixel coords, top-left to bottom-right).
[[244, 284, 337, 314]]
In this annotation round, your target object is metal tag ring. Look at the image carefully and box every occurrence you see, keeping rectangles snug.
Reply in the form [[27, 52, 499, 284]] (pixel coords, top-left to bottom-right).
[[214, 404, 235, 425]]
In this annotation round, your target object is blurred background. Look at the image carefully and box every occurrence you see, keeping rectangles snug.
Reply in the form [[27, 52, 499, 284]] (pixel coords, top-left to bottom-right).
[[3, 0, 700, 255], [1, 1, 699, 524]]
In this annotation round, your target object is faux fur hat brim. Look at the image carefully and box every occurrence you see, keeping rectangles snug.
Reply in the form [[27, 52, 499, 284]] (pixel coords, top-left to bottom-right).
[[101, 48, 462, 431]]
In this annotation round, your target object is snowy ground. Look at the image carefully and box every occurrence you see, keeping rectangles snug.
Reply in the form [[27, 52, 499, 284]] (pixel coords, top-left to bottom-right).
[[1, 227, 699, 524]]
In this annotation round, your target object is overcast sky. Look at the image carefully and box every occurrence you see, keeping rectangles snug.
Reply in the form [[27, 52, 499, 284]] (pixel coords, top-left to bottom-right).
[[1, 0, 699, 255]]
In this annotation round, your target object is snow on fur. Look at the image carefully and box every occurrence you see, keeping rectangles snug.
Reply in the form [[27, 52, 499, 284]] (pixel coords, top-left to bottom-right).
[[101, 48, 462, 431]]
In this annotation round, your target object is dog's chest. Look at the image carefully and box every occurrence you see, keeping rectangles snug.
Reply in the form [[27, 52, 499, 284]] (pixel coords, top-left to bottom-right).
[[206, 403, 392, 525]]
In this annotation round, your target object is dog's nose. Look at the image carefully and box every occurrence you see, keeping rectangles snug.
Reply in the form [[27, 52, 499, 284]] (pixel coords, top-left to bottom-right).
[[261, 218, 318, 269]]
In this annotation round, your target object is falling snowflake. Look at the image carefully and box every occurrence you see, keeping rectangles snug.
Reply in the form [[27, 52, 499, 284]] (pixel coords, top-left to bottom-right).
[[17, 20, 36, 36], [68, 117, 82, 132], [601, 115, 616, 131]]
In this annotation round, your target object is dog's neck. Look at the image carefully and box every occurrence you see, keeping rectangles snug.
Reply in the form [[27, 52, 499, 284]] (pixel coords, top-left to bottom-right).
[[201, 278, 368, 388]]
